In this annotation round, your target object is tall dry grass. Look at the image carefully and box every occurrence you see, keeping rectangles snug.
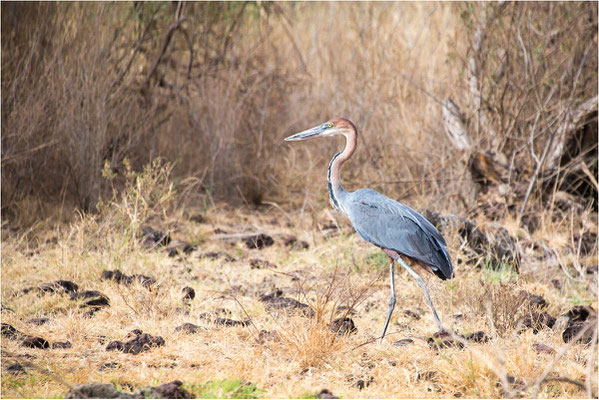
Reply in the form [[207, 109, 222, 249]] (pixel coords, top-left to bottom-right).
[[2, 2, 596, 228], [1, 3, 465, 227]]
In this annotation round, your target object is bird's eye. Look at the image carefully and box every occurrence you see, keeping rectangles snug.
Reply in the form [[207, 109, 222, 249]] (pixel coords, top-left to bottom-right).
[[327, 122, 334, 128]]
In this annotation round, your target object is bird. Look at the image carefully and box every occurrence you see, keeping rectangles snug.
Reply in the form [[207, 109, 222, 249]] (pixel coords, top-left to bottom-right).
[[285, 117, 453, 340]]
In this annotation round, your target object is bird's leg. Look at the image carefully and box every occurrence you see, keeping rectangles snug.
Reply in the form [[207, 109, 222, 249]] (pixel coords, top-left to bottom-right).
[[396, 257, 444, 332], [379, 259, 396, 342]]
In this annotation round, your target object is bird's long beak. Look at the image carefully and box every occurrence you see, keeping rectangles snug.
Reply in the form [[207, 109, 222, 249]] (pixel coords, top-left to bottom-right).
[[284, 125, 326, 141]]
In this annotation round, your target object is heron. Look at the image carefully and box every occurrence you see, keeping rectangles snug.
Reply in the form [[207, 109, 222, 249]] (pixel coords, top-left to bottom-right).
[[285, 117, 453, 340]]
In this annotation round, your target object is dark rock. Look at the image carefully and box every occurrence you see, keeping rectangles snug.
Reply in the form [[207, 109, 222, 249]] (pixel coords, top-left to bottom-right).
[[214, 317, 249, 327], [573, 232, 597, 257], [558, 306, 597, 344], [563, 322, 595, 344], [106, 341, 125, 352], [214, 308, 232, 316], [175, 323, 205, 334], [315, 389, 339, 399], [6, 362, 27, 376], [167, 241, 197, 257], [182, 243, 196, 255], [249, 258, 278, 269], [496, 375, 525, 396], [101, 269, 129, 284], [243, 233, 274, 249], [182, 286, 195, 301], [259, 291, 315, 317], [27, 317, 50, 325], [198, 252, 236, 262], [2, 323, 22, 339], [147, 380, 191, 399], [256, 329, 280, 344], [190, 214, 205, 223], [423, 210, 520, 270], [65, 383, 136, 399], [566, 305, 596, 323], [86, 297, 111, 307], [131, 274, 156, 288], [515, 312, 556, 333], [101, 270, 155, 289], [465, 331, 489, 343], [283, 235, 309, 250], [95, 335, 109, 344], [38, 280, 79, 295], [355, 377, 374, 390], [70, 290, 110, 308], [99, 362, 119, 371], [283, 235, 297, 246], [126, 329, 143, 338], [532, 343, 556, 355], [416, 371, 437, 381], [521, 214, 539, 233], [198, 313, 249, 327], [427, 331, 464, 349], [22, 286, 35, 295], [392, 338, 414, 347], [517, 291, 547, 309], [296, 240, 310, 250], [52, 341, 72, 349], [404, 309, 421, 320], [330, 318, 357, 335], [141, 226, 171, 247], [82, 309, 100, 318], [106, 333, 165, 354], [551, 279, 562, 290], [22, 336, 50, 349]]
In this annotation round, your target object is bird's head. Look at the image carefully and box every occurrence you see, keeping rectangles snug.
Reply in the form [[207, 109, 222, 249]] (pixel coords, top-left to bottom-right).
[[284, 117, 356, 142]]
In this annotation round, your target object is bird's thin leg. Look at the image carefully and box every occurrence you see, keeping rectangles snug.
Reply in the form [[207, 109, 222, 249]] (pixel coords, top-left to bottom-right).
[[379, 259, 396, 342], [396, 257, 444, 332]]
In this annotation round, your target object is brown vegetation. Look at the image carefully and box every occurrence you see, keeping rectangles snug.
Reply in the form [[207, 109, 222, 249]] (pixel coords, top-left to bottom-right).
[[1, 2, 597, 399], [2, 3, 596, 227]]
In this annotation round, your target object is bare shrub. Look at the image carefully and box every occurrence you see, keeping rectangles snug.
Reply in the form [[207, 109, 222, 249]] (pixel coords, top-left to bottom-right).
[[2, 3, 464, 226], [2, 3, 160, 219], [3, 3, 595, 228], [449, 3, 597, 218]]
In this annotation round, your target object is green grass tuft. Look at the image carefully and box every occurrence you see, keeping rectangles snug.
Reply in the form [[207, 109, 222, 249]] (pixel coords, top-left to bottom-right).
[[191, 379, 262, 399]]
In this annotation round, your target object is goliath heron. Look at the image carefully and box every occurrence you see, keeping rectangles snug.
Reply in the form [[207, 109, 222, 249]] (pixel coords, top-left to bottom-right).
[[285, 117, 453, 340]]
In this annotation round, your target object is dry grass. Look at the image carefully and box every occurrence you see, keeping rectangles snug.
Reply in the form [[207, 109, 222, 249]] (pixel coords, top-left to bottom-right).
[[1, 162, 597, 398], [1, 3, 597, 398], [2, 2, 470, 226]]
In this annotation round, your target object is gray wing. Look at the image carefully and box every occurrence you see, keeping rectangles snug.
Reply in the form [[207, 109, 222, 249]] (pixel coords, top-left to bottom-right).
[[345, 189, 453, 279]]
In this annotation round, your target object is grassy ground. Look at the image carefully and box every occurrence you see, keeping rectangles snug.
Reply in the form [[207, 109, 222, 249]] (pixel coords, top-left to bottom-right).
[[1, 196, 597, 398]]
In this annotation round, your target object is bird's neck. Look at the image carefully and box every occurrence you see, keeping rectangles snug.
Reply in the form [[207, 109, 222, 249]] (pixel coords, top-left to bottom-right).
[[327, 129, 357, 214]]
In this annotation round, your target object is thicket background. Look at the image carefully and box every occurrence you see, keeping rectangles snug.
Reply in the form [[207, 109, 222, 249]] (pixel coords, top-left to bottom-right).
[[2, 2, 597, 228]]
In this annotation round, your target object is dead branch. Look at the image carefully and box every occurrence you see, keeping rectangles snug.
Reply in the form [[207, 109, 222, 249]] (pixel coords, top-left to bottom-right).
[[585, 325, 598, 398], [443, 99, 472, 151], [513, 322, 596, 398], [3, 350, 73, 389], [468, 1, 505, 142], [273, 4, 309, 74], [546, 95, 599, 170], [220, 2, 248, 64], [145, 1, 185, 86], [110, 7, 159, 92]]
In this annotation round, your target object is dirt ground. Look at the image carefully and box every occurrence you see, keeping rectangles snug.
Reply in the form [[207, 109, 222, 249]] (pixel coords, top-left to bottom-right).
[[1, 203, 597, 399]]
